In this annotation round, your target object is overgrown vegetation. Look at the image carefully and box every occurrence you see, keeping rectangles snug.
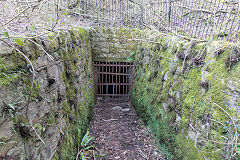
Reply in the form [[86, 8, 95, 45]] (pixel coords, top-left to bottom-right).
[[76, 130, 95, 160]]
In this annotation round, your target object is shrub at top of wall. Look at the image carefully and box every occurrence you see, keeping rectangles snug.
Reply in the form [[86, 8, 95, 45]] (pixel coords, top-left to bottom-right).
[[0, 27, 95, 160], [131, 35, 240, 159]]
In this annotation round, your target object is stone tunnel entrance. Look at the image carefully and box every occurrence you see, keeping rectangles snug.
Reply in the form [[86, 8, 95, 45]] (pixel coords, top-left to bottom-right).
[[92, 61, 135, 103]]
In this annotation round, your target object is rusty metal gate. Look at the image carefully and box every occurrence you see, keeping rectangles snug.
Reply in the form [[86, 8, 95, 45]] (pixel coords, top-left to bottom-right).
[[92, 61, 135, 103]]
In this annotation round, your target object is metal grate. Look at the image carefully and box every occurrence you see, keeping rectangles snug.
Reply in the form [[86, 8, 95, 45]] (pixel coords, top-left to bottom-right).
[[92, 61, 135, 103], [73, 0, 240, 42]]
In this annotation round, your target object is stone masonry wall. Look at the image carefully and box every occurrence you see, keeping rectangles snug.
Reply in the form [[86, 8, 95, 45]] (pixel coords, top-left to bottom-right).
[[1, 26, 239, 160], [91, 27, 240, 160], [0, 27, 95, 160], [90, 27, 142, 62]]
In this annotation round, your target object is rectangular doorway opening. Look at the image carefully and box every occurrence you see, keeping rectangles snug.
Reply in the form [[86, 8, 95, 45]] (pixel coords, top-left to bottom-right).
[[93, 61, 135, 103]]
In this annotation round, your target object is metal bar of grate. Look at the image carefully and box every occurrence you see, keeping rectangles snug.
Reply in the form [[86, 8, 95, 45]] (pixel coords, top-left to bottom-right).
[[96, 94, 130, 96], [93, 61, 135, 103], [93, 64, 134, 67], [95, 72, 130, 76]]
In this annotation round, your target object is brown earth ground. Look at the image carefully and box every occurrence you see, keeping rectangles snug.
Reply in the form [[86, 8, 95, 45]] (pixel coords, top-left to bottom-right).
[[88, 102, 166, 160]]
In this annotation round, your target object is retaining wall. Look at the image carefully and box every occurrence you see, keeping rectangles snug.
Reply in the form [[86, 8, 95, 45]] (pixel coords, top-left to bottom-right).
[[91, 27, 240, 159], [0, 28, 95, 160]]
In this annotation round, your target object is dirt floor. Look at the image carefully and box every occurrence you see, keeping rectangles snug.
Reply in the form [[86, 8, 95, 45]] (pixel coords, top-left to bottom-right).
[[88, 102, 166, 160]]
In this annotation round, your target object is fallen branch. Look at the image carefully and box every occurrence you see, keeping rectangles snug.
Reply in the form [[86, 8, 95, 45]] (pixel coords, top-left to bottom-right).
[[103, 119, 118, 122], [27, 39, 54, 60], [75, 149, 82, 160], [4, 6, 31, 26], [181, 6, 214, 14], [138, 148, 148, 159]]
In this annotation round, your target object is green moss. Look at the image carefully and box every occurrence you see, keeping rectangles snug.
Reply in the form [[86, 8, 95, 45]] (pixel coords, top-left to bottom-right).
[[131, 30, 240, 160], [181, 68, 202, 124], [204, 48, 232, 122], [47, 32, 58, 41], [52, 152, 60, 160], [0, 48, 34, 86], [47, 108, 56, 124], [109, 43, 118, 53], [59, 84, 94, 159], [0, 54, 24, 86], [56, 27, 95, 159], [175, 133, 202, 160], [24, 80, 40, 100], [0, 27, 95, 159], [59, 129, 77, 160], [77, 27, 89, 38], [192, 43, 206, 54]]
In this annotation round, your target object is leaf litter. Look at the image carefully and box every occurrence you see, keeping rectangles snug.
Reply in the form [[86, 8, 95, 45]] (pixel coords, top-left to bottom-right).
[[88, 102, 166, 160]]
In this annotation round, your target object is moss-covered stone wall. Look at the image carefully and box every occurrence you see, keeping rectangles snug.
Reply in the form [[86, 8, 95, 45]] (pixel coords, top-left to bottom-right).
[[91, 27, 240, 159], [133, 38, 240, 160], [1, 26, 239, 160], [90, 27, 142, 62], [0, 27, 95, 160]]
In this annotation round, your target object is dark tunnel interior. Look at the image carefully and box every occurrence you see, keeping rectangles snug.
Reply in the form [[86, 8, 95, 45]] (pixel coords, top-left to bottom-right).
[[93, 61, 134, 101]]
